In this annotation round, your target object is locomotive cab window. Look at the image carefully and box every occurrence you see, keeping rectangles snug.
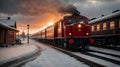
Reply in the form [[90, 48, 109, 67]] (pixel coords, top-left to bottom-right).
[[110, 21, 115, 29], [78, 19, 86, 24], [68, 18, 86, 25], [103, 22, 106, 30]]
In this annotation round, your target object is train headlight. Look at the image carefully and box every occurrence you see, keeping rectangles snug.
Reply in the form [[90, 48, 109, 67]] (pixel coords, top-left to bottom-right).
[[86, 33, 89, 35], [78, 24, 81, 28], [69, 33, 72, 35]]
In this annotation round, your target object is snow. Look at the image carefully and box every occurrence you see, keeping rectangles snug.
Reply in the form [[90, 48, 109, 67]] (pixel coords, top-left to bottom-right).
[[89, 46, 120, 56], [72, 52, 120, 67], [1, 39, 119, 67], [0, 20, 17, 31], [90, 11, 120, 24], [0, 40, 38, 65], [0, 19, 15, 26], [88, 52, 120, 61], [0, 20, 11, 28], [23, 40, 89, 67]]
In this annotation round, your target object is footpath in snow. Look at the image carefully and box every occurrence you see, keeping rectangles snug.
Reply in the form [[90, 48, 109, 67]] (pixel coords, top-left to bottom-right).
[[0, 39, 39, 65]]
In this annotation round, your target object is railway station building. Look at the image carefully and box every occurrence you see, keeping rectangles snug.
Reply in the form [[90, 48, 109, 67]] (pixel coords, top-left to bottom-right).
[[0, 18, 19, 47]]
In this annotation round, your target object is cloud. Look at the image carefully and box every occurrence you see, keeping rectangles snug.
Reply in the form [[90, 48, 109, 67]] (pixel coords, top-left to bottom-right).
[[0, 0, 80, 16], [69, 0, 120, 18], [0, 0, 81, 34], [0, 0, 119, 18], [0, 0, 119, 34], [0, 0, 23, 15]]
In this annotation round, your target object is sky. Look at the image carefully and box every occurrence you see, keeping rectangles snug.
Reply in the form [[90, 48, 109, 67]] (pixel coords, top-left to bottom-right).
[[0, 0, 120, 34]]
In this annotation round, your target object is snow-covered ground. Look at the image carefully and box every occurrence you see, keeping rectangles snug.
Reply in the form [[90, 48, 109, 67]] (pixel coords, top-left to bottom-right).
[[88, 52, 120, 61], [71, 46, 120, 67], [3, 39, 119, 67], [0, 39, 38, 65], [72, 52, 120, 67], [89, 46, 120, 56], [23, 40, 89, 67], [22, 40, 120, 67]]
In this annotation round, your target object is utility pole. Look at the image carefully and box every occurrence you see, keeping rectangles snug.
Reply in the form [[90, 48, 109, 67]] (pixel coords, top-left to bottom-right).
[[27, 24, 30, 44]]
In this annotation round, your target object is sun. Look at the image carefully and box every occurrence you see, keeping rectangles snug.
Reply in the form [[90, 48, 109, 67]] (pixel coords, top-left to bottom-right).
[[91, 0, 97, 4], [48, 22, 54, 26], [89, 0, 97, 4]]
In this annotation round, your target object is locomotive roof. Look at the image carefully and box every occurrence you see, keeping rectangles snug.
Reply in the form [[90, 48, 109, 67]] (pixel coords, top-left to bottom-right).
[[89, 11, 120, 24], [64, 14, 88, 19]]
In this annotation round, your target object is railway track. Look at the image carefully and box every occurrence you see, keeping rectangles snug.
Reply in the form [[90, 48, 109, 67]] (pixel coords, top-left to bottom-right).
[[89, 49, 120, 58], [47, 44, 120, 67], [48, 45, 106, 67], [92, 46, 120, 51], [81, 52, 120, 65], [33, 40, 120, 67]]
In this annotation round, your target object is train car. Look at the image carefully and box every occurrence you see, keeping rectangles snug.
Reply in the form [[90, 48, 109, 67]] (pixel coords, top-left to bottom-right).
[[89, 11, 120, 46], [33, 13, 91, 50], [46, 25, 54, 44], [54, 20, 64, 46], [40, 29, 46, 42]]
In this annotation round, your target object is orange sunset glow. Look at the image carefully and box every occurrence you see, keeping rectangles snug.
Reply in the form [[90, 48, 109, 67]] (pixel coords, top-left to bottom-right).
[[0, 0, 81, 35], [1, 0, 119, 35], [13, 0, 73, 35], [17, 13, 64, 35]]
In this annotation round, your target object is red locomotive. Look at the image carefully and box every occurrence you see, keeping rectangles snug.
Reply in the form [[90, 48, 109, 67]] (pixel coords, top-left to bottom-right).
[[32, 13, 92, 50]]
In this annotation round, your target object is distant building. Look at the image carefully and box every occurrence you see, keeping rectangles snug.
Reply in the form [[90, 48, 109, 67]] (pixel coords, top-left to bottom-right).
[[0, 18, 19, 47], [21, 31, 26, 41]]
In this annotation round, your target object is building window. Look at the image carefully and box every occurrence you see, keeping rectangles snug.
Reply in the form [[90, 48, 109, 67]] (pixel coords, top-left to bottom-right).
[[91, 25, 94, 32], [110, 21, 115, 29], [96, 24, 100, 31], [103, 22, 106, 30]]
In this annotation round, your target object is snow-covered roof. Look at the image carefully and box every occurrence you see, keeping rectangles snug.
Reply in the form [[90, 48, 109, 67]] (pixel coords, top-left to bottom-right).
[[0, 19, 15, 26], [90, 11, 120, 24], [0, 19, 18, 31]]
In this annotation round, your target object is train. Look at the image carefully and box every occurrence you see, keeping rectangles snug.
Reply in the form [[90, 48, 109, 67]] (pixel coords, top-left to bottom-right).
[[32, 13, 92, 50], [89, 10, 120, 47]]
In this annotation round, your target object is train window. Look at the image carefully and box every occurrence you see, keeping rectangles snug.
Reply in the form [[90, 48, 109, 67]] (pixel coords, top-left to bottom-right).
[[91, 25, 94, 32], [119, 19, 120, 28], [96, 24, 100, 31], [78, 19, 85, 24], [110, 21, 115, 29], [51, 29, 53, 33], [58, 22, 61, 28], [103, 22, 106, 30], [70, 18, 75, 24]]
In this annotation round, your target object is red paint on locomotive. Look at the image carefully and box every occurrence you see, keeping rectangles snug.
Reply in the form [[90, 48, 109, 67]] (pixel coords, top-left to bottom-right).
[[63, 15, 91, 37], [65, 25, 73, 37]]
